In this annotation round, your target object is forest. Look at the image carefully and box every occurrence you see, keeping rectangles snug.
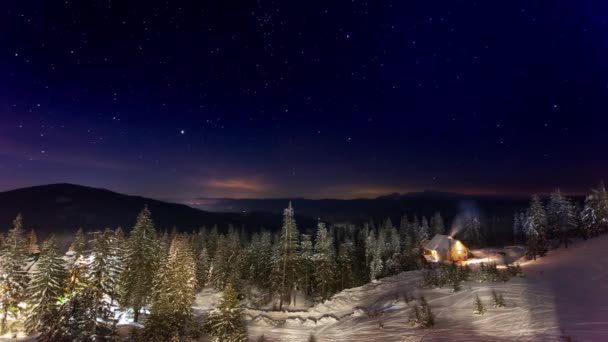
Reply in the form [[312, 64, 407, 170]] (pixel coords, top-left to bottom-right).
[[0, 183, 607, 341]]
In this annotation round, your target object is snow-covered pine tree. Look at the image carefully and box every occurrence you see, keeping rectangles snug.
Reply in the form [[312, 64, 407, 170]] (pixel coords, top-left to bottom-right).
[[399, 214, 410, 243], [276, 202, 300, 310], [25, 229, 40, 255], [87, 228, 123, 331], [400, 235, 418, 271], [581, 183, 608, 238], [209, 234, 229, 289], [69, 227, 86, 257], [298, 234, 314, 297], [143, 235, 199, 341], [526, 195, 548, 258], [313, 222, 337, 300], [64, 227, 89, 297], [417, 217, 430, 243], [24, 236, 66, 335], [383, 223, 401, 276], [546, 189, 577, 247], [370, 231, 384, 281], [473, 294, 486, 315], [492, 290, 506, 308], [248, 231, 273, 296], [409, 296, 434, 327], [409, 216, 420, 243], [38, 285, 97, 341], [196, 247, 211, 290], [463, 214, 482, 247], [337, 240, 354, 290], [0, 214, 30, 333], [430, 211, 445, 236], [581, 194, 599, 239], [114, 227, 126, 259], [513, 213, 521, 244], [205, 282, 246, 342], [118, 206, 160, 322]]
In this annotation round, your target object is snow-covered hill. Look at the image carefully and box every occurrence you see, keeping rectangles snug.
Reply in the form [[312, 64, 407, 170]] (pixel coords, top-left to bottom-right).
[[239, 235, 608, 341]]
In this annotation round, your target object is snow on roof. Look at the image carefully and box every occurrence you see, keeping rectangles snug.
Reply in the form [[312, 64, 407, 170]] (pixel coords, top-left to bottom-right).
[[423, 234, 457, 252]]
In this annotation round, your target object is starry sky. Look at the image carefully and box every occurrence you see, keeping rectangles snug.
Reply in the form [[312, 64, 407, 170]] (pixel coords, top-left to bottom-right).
[[1, 0, 608, 202]]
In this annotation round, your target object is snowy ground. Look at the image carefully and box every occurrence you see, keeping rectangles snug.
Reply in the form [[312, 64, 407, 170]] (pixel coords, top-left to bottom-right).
[[238, 236, 608, 341], [3, 236, 607, 341]]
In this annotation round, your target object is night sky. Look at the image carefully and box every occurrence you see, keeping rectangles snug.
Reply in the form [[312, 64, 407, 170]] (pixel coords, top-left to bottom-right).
[[1, 1, 608, 202]]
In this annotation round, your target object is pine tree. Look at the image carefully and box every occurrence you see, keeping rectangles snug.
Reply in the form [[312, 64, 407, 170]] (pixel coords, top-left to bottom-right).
[[368, 230, 383, 281], [409, 296, 434, 327], [337, 241, 354, 290], [69, 228, 87, 257], [39, 286, 97, 341], [526, 195, 548, 259], [463, 214, 482, 247], [580, 183, 608, 238], [417, 217, 430, 242], [25, 229, 40, 255], [196, 247, 211, 290], [276, 202, 299, 310], [143, 235, 199, 341], [430, 212, 445, 236], [547, 189, 577, 247], [205, 283, 246, 342], [248, 231, 273, 296], [298, 234, 314, 296], [87, 228, 124, 332], [473, 294, 486, 315], [0, 214, 30, 333], [313, 223, 337, 300], [25, 236, 66, 335], [492, 290, 505, 308], [119, 206, 160, 322]]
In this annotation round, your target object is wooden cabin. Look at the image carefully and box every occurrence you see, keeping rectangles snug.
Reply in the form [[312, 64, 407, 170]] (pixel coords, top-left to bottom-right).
[[423, 234, 469, 263]]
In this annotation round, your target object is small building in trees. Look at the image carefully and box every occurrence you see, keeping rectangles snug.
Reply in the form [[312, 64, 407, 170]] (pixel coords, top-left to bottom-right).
[[422, 234, 469, 263]]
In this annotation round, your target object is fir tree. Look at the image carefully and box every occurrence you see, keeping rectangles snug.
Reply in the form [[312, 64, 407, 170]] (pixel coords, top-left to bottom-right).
[[196, 247, 211, 290], [368, 230, 383, 281], [119, 206, 160, 322], [409, 296, 434, 327], [492, 290, 505, 308], [473, 294, 486, 315], [313, 223, 337, 300], [39, 286, 97, 341], [25, 236, 66, 335], [417, 217, 430, 242], [25, 229, 40, 255], [0, 214, 30, 333], [337, 241, 354, 290], [526, 195, 548, 259], [205, 283, 246, 342], [143, 235, 199, 341], [462, 214, 482, 247], [547, 189, 577, 247], [69, 228, 87, 257], [430, 211, 445, 236], [298, 234, 314, 296], [87, 228, 123, 332], [276, 202, 299, 310]]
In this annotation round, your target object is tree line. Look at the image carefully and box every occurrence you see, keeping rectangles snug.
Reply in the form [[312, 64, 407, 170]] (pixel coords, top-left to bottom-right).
[[0, 203, 462, 341], [515, 183, 608, 259]]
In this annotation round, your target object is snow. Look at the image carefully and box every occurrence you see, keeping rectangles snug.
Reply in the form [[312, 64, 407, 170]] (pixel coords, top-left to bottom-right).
[[237, 235, 608, 341], [6, 235, 608, 341]]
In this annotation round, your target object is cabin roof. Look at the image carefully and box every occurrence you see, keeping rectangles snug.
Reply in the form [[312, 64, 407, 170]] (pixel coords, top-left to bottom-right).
[[423, 234, 460, 252]]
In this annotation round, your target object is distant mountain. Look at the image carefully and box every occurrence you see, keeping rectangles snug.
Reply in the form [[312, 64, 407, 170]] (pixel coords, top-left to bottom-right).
[[198, 191, 531, 222], [0, 184, 296, 238], [196, 192, 542, 245]]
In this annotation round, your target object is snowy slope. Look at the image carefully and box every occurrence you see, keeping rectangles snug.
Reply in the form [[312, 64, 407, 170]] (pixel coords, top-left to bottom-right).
[[243, 235, 608, 341], [5, 235, 607, 341]]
